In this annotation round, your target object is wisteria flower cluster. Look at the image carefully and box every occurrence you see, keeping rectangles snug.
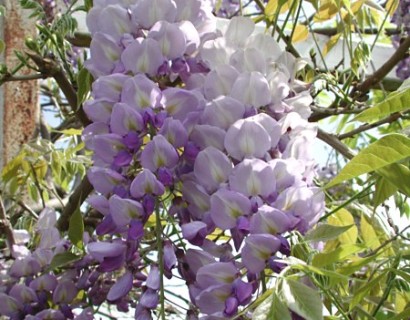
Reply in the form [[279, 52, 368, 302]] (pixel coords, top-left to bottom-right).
[[0, 0, 325, 319], [391, 0, 410, 80]]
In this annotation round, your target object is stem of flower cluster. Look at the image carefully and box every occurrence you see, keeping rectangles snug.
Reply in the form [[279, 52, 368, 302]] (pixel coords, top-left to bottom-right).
[[155, 201, 166, 320]]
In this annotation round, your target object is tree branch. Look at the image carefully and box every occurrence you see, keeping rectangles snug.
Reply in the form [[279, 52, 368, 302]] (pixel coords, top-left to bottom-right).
[[0, 195, 15, 254], [317, 128, 355, 160], [25, 52, 91, 127], [57, 176, 93, 231], [338, 112, 405, 140], [355, 35, 410, 94], [66, 32, 91, 48]]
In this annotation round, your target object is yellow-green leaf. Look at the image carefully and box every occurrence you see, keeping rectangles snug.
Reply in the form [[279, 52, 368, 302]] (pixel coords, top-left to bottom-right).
[[312, 244, 365, 267], [68, 207, 84, 249], [305, 223, 353, 242], [354, 79, 410, 123], [377, 163, 410, 197], [292, 25, 309, 43], [360, 214, 381, 250], [323, 33, 341, 56], [328, 209, 358, 245], [374, 176, 398, 207], [327, 134, 410, 188]]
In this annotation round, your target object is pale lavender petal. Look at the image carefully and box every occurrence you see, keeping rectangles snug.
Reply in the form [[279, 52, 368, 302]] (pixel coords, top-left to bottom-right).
[[190, 124, 226, 151], [230, 48, 266, 73], [161, 88, 199, 121], [87, 194, 110, 216], [92, 133, 125, 164], [130, 169, 165, 198], [29, 274, 58, 292], [132, 0, 177, 29], [181, 180, 210, 213], [252, 113, 281, 149], [0, 293, 22, 317], [184, 249, 215, 276], [210, 189, 251, 230], [87, 167, 125, 195], [86, 32, 122, 78], [9, 284, 38, 303], [107, 270, 133, 301], [92, 73, 130, 102], [195, 284, 232, 315], [148, 21, 186, 59], [87, 241, 126, 262], [201, 96, 245, 130], [140, 135, 179, 171], [196, 262, 237, 288], [230, 71, 271, 108], [174, 0, 201, 21], [242, 234, 281, 274], [109, 194, 145, 227], [181, 221, 208, 245], [203, 64, 239, 100], [110, 103, 144, 135], [176, 20, 200, 55], [158, 118, 188, 148], [250, 205, 295, 235], [36, 208, 57, 230], [164, 242, 177, 272], [140, 288, 159, 309], [121, 38, 164, 76], [246, 33, 282, 63], [194, 146, 233, 192], [229, 158, 276, 198], [83, 99, 114, 123], [121, 74, 162, 111], [225, 16, 254, 47], [224, 118, 270, 160], [98, 5, 135, 41], [53, 280, 77, 304], [146, 265, 160, 290], [82, 122, 110, 150]]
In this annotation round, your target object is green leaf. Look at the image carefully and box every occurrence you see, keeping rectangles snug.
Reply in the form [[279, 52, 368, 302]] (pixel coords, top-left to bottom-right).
[[48, 252, 81, 271], [389, 308, 410, 320], [349, 272, 387, 310], [281, 279, 323, 320], [328, 209, 358, 245], [354, 79, 410, 123], [312, 244, 365, 268], [268, 292, 292, 320], [52, 128, 83, 136], [326, 134, 410, 188], [76, 67, 92, 108], [305, 223, 354, 242], [374, 176, 398, 207], [360, 214, 381, 250], [377, 163, 410, 197], [68, 207, 84, 249]]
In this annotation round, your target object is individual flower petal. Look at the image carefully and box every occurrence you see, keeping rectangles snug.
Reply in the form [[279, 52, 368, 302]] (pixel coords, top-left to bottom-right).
[[82, 122, 110, 150], [87, 194, 110, 216], [224, 118, 271, 160], [158, 118, 188, 148], [29, 274, 58, 292], [249, 205, 296, 235], [130, 169, 165, 198], [194, 146, 233, 192], [92, 73, 130, 102], [87, 241, 127, 263], [195, 284, 232, 315], [9, 284, 38, 303], [109, 194, 145, 227], [210, 189, 251, 230], [121, 74, 162, 111], [87, 167, 125, 195], [230, 71, 271, 108], [181, 221, 208, 246], [229, 48, 266, 74], [53, 280, 77, 304], [176, 20, 200, 55], [190, 124, 226, 151], [229, 158, 276, 198], [225, 16, 255, 48], [121, 38, 165, 76], [201, 96, 245, 130], [110, 103, 144, 135], [148, 21, 186, 59], [36, 208, 57, 230], [140, 135, 179, 171], [83, 99, 114, 124], [132, 0, 177, 29], [196, 262, 238, 288], [140, 288, 159, 309], [241, 234, 281, 274], [91, 133, 126, 165], [98, 5, 135, 41], [203, 64, 239, 100], [0, 293, 22, 317], [146, 265, 160, 290], [107, 270, 133, 301], [161, 88, 199, 121]]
